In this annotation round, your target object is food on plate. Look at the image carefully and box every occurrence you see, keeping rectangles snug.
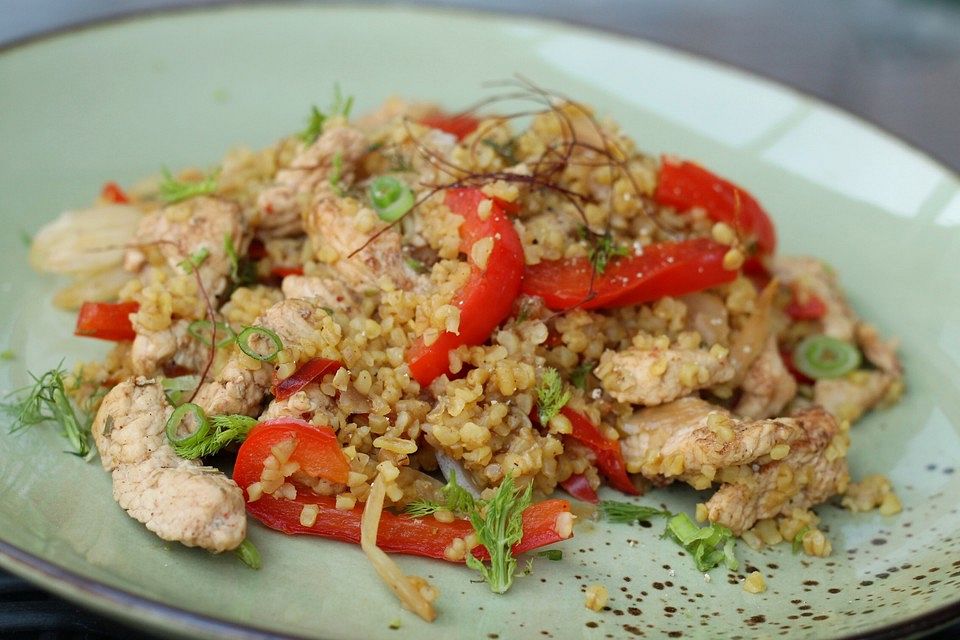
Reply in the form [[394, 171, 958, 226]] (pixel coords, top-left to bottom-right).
[[12, 80, 904, 619]]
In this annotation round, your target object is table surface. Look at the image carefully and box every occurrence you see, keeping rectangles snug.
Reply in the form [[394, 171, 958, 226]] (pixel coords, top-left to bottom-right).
[[2, 1, 959, 639]]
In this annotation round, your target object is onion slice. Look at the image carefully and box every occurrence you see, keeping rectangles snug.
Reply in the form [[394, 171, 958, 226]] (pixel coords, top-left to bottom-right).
[[434, 450, 482, 499], [360, 474, 437, 622]]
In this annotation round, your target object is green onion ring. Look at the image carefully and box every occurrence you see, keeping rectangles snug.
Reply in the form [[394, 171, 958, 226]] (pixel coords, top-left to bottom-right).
[[368, 176, 414, 222], [165, 402, 210, 448], [793, 334, 861, 380], [187, 319, 237, 348], [236, 326, 283, 362]]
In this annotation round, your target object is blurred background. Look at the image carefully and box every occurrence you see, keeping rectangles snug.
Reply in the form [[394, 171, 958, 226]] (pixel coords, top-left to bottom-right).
[[3, 0, 960, 171], [1, 1, 959, 638]]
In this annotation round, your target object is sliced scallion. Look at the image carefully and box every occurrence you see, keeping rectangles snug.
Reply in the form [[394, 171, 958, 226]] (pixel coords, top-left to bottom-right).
[[236, 326, 283, 362], [368, 176, 414, 222], [793, 334, 861, 380], [165, 402, 210, 450], [187, 319, 236, 348]]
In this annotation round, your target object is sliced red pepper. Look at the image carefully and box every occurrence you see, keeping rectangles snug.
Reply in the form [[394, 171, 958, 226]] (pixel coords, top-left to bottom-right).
[[100, 182, 129, 204], [562, 408, 639, 496], [560, 474, 599, 504], [521, 238, 736, 311], [742, 255, 772, 292], [235, 418, 351, 485], [655, 157, 777, 255], [418, 112, 480, 140], [74, 301, 139, 342], [270, 265, 305, 278], [235, 484, 571, 562], [780, 348, 814, 385], [247, 238, 267, 260], [272, 358, 343, 401], [785, 291, 827, 321], [406, 188, 524, 386]]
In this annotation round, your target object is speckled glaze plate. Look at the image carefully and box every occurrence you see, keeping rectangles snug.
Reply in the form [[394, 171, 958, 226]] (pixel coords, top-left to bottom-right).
[[1, 4, 959, 639]]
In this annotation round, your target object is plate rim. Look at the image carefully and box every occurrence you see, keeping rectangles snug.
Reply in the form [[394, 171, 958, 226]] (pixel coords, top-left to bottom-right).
[[1, 2, 958, 639]]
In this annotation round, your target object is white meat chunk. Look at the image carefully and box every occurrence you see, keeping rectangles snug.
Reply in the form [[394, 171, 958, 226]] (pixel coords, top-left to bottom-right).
[[814, 370, 894, 423], [123, 196, 244, 297], [770, 256, 856, 341], [304, 193, 418, 291], [192, 298, 330, 417], [91, 378, 245, 552], [130, 318, 210, 376], [704, 408, 849, 534], [735, 336, 797, 419], [596, 347, 734, 406], [856, 322, 902, 376], [260, 386, 337, 422], [680, 292, 730, 346], [257, 126, 368, 237], [281, 274, 361, 310], [619, 401, 848, 533]]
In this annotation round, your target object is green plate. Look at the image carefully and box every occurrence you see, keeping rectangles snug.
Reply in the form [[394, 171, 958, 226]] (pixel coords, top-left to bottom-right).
[[1, 4, 958, 639]]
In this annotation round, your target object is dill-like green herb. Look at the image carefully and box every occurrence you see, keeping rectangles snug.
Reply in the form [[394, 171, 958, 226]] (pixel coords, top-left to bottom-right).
[[569, 361, 595, 390], [588, 230, 629, 275], [3, 366, 90, 457], [598, 500, 673, 524], [536, 368, 571, 425], [465, 474, 533, 594], [159, 167, 218, 203]]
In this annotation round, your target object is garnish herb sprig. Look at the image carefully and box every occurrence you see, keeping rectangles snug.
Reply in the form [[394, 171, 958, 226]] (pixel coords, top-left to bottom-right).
[[598, 500, 672, 524], [406, 472, 538, 594], [159, 167, 218, 203], [588, 230, 629, 275], [164, 401, 257, 459], [536, 368, 570, 425], [299, 84, 355, 144], [3, 366, 91, 457]]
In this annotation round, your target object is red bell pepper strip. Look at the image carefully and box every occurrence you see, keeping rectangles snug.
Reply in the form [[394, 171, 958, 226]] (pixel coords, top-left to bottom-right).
[[270, 265, 305, 278], [74, 301, 139, 342], [418, 112, 480, 140], [521, 238, 736, 311], [561, 408, 638, 496], [234, 485, 571, 562], [247, 238, 267, 260], [785, 292, 827, 321], [780, 349, 814, 385], [235, 418, 351, 485], [100, 182, 129, 204], [272, 358, 343, 401], [406, 189, 525, 386], [560, 474, 599, 504], [655, 157, 777, 255]]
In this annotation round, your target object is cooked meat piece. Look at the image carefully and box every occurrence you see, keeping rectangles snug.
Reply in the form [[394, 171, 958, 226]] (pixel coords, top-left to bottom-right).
[[596, 346, 734, 406], [353, 98, 436, 133], [771, 256, 856, 341], [91, 378, 245, 552], [855, 322, 901, 375], [260, 386, 336, 422], [123, 196, 244, 297], [281, 274, 362, 310], [814, 370, 894, 423], [735, 336, 797, 419], [619, 397, 720, 475], [681, 292, 730, 346], [704, 408, 848, 534], [304, 193, 418, 291], [130, 318, 210, 376], [193, 298, 330, 417], [727, 280, 777, 385], [257, 126, 368, 237]]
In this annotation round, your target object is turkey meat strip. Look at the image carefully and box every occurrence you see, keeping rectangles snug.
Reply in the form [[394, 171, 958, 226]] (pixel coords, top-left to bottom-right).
[[91, 377, 246, 552]]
